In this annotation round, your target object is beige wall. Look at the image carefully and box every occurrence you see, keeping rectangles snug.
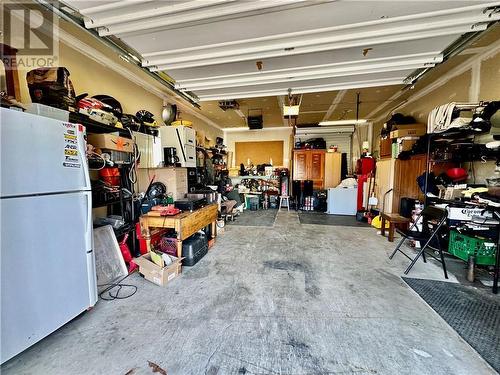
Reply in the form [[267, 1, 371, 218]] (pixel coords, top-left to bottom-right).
[[7, 15, 222, 140], [404, 70, 472, 124], [174, 111, 223, 140], [479, 52, 500, 100], [18, 43, 164, 121], [373, 51, 500, 148], [224, 127, 293, 168], [372, 50, 500, 184]]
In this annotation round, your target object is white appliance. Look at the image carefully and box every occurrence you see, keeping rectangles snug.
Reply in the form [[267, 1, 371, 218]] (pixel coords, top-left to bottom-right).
[[0, 108, 97, 363], [327, 187, 358, 215], [133, 131, 163, 168], [160, 125, 196, 167]]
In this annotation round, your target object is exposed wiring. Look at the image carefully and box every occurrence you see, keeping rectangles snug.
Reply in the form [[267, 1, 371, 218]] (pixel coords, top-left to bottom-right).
[[127, 128, 141, 184], [98, 273, 137, 301], [88, 151, 106, 170]]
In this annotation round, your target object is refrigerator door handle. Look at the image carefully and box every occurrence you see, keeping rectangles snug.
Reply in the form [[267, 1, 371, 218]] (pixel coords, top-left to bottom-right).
[[77, 124, 92, 191], [84, 191, 92, 247], [84, 190, 98, 305]]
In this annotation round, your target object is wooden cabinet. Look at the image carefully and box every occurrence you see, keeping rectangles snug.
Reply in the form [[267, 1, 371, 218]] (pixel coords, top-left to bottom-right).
[[293, 151, 308, 180], [375, 156, 426, 214], [309, 152, 325, 180], [375, 154, 454, 213], [379, 138, 392, 158], [324, 152, 342, 188], [293, 150, 325, 189]]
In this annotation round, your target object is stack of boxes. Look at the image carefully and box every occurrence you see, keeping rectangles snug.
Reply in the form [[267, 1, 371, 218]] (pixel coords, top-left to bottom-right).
[[389, 124, 426, 158], [379, 123, 426, 159]]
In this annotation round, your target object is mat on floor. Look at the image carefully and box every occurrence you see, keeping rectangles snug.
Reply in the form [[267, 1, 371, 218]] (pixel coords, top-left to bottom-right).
[[403, 277, 500, 372], [298, 212, 369, 227], [227, 209, 277, 227]]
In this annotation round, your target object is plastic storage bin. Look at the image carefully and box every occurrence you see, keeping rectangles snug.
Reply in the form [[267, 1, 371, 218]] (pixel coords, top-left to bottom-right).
[[448, 230, 497, 266]]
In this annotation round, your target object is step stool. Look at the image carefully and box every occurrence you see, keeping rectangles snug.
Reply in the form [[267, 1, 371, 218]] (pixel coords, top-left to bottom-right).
[[279, 196, 290, 211]]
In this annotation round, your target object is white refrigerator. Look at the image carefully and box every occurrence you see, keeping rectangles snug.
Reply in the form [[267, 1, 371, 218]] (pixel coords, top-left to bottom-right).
[[0, 108, 98, 363]]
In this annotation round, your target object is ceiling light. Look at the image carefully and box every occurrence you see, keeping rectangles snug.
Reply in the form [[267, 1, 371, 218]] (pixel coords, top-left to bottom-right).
[[319, 120, 368, 126], [223, 127, 257, 132], [296, 126, 355, 135]]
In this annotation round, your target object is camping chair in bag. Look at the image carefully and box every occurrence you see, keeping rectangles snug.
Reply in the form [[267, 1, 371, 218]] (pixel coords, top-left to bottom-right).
[[389, 206, 448, 279]]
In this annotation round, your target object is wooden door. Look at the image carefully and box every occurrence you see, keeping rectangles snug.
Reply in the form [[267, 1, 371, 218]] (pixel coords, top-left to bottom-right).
[[293, 151, 308, 180], [324, 152, 341, 188]]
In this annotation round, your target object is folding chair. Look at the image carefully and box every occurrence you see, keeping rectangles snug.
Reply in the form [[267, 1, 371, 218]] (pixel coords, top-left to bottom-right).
[[389, 206, 448, 279]]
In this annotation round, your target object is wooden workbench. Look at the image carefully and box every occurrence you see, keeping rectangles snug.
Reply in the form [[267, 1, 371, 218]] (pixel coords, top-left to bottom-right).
[[140, 203, 218, 257]]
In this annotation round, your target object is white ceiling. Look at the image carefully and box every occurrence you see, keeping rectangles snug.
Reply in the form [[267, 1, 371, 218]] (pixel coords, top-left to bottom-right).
[[64, 0, 500, 102]]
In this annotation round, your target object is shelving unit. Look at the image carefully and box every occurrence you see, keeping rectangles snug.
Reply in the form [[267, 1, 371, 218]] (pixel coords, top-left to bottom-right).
[[422, 104, 500, 294], [84, 116, 139, 256], [69, 112, 132, 138]]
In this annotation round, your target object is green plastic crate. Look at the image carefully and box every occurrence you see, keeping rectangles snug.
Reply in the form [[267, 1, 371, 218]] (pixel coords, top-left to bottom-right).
[[448, 230, 497, 266]]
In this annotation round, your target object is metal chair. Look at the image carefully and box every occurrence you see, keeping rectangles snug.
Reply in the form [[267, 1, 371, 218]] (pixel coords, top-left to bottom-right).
[[389, 206, 448, 278]]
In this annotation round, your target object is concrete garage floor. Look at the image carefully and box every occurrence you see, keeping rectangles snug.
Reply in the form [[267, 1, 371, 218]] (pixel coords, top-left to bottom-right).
[[2, 212, 496, 375]]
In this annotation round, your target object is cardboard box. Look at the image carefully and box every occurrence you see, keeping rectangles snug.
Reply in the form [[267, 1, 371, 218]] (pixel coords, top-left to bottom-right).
[[379, 137, 392, 158], [447, 207, 492, 222], [390, 124, 426, 138], [392, 137, 418, 158], [87, 133, 134, 153], [134, 253, 182, 286], [439, 185, 466, 200], [391, 142, 398, 158]]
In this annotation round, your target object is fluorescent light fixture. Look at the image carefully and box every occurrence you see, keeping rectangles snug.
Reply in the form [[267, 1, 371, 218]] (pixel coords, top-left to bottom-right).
[[224, 126, 293, 132], [296, 125, 355, 135], [223, 127, 252, 132], [319, 120, 368, 126], [283, 105, 300, 116]]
